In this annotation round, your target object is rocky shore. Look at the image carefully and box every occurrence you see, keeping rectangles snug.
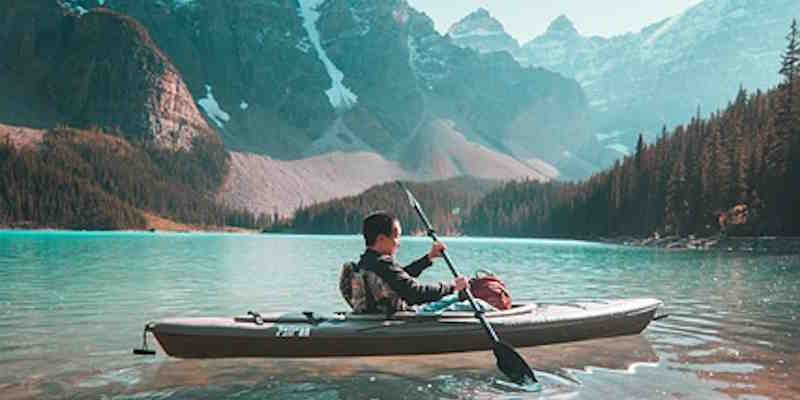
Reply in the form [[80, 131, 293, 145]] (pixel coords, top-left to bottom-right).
[[605, 235, 800, 253]]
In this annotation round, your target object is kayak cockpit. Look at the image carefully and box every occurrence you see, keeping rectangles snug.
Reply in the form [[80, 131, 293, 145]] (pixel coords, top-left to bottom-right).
[[340, 303, 538, 321]]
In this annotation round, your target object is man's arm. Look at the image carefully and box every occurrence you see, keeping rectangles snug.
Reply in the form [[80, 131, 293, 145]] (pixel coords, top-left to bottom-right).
[[375, 262, 455, 305], [403, 255, 432, 277], [404, 241, 446, 277]]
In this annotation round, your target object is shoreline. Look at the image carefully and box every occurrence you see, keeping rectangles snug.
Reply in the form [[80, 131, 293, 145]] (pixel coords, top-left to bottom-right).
[[2, 223, 799, 253], [0, 214, 259, 234], [596, 235, 800, 253], [0, 226, 259, 235]]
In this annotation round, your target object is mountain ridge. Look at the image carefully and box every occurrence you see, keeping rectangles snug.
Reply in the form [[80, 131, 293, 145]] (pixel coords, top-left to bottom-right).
[[450, 0, 800, 165], [87, 0, 591, 174], [2, 0, 600, 221]]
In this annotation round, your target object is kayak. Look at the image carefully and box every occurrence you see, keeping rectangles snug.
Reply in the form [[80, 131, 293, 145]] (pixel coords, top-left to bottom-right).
[[141, 298, 662, 358]]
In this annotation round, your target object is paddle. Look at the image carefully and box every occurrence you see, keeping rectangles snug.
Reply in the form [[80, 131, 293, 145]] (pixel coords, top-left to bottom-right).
[[396, 181, 537, 384]]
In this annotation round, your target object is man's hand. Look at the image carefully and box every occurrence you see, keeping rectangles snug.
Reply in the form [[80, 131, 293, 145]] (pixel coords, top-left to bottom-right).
[[454, 276, 468, 292], [427, 241, 447, 261]]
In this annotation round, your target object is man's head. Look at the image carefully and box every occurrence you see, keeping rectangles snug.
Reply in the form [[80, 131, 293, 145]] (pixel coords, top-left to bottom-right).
[[363, 211, 401, 256]]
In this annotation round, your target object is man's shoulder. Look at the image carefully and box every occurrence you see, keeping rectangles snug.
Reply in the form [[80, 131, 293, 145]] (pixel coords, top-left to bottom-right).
[[359, 250, 396, 271], [376, 254, 395, 264], [370, 254, 398, 271]]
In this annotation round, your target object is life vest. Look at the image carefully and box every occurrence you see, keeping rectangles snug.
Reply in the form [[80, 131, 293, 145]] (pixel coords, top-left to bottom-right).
[[339, 262, 409, 314]]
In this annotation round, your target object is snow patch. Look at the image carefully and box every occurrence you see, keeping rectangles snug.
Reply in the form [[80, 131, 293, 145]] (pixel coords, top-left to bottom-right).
[[349, 7, 371, 37], [595, 130, 626, 142], [240, 101, 249, 111], [449, 28, 504, 39], [606, 143, 630, 156], [297, 0, 358, 110], [407, 36, 418, 75], [60, 1, 89, 16], [198, 85, 230, 128], [304, 118, 374, 157], [407, 35, 449, 81], [295, 39, 312, 53], [589, 98, 608, 109], [644, 12, 683, 46]]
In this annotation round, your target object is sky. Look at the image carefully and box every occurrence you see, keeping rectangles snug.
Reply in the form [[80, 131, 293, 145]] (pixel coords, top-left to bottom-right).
[[406, 0, 704, 43]]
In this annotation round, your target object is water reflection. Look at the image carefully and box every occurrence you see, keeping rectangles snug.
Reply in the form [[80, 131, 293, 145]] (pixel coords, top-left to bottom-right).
[[42, 335, 656, 399]]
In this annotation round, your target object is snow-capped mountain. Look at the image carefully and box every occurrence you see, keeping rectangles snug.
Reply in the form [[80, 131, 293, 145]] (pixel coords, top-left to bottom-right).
[[451, 0, 800, 162], [55, 0, 592, 176], [2, 0, 601, 216], [447, 8, 519, 55]]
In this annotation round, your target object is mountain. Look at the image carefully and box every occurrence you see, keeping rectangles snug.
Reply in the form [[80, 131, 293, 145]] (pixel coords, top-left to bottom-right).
[[2, 0, 599, 223], [0, 1, 246, 230], [0, 1, 216, 150], [450, 1, 800, 164], [71, 0, 591, 175], [217, 151, 410, 218], [447, 8, 519, 56]]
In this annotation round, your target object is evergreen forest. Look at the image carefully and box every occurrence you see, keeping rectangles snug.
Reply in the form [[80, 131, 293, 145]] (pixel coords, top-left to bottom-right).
[[287, 177, 500, 236], [0, 127, 265, 230]]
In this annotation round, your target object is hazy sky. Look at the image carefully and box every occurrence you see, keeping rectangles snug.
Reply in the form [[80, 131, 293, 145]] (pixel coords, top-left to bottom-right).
[[406, 0, 704, 42]]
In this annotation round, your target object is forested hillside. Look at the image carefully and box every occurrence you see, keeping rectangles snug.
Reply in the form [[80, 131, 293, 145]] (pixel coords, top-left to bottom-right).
[[463, 21, 800, 238], [287, 177, 500, 235], [0, 127, 262, 230]]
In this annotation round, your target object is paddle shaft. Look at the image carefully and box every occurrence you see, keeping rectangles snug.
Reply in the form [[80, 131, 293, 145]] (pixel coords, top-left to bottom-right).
[[401, 185, 500, 343], [429, 231, 501, 343], [398, 181, 537, 384]]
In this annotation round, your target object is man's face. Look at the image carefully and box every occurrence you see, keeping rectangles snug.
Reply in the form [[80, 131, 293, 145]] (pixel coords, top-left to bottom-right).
[[375, 220, 402, 256]]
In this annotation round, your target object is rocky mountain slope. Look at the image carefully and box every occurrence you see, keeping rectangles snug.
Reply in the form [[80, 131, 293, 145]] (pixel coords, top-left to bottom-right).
[[217, 151, 409, 217], [1, 1, 216, 150], [450, 0, 800, 162], [446, 8, 519, 56], [73, 0, 591, 175]]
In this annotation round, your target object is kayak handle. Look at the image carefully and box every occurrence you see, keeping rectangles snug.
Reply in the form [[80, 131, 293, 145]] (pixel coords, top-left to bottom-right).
[[133, 322, 156, 356], [248, 311, 264, 325], [653, 314, 670, 321]]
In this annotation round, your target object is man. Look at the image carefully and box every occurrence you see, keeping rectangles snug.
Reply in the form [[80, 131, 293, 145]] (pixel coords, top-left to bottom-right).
[[343, 211, 468, 314]]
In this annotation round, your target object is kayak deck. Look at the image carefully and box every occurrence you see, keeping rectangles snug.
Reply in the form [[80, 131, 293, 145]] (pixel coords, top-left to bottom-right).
[[149, 298, 662, 358]]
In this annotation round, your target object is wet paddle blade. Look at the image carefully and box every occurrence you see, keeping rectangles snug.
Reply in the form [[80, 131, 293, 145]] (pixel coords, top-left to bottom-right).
[[493, 341, 537, 384]]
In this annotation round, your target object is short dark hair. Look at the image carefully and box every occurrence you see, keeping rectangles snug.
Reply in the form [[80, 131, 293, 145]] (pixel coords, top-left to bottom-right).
[[363, 211, 397, 246]]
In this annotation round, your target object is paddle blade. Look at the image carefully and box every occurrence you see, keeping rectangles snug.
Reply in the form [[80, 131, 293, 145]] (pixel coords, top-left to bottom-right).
[[493, 341, 537, 384]]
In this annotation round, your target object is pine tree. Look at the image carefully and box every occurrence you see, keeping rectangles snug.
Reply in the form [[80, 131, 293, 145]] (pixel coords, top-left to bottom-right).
[[665, 156, 687, 235], [777, 19, 800, 234]]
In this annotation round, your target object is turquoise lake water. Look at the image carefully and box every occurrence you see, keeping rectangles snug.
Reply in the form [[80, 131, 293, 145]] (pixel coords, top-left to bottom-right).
[[0, 231, 798, 399]]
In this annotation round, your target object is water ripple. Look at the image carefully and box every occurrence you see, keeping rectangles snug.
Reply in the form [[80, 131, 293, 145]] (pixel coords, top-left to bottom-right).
[[0, 232, 798, 399]]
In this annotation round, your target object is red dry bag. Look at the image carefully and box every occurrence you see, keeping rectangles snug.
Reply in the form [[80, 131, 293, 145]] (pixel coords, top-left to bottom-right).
[[460, 270, 512, 310]]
